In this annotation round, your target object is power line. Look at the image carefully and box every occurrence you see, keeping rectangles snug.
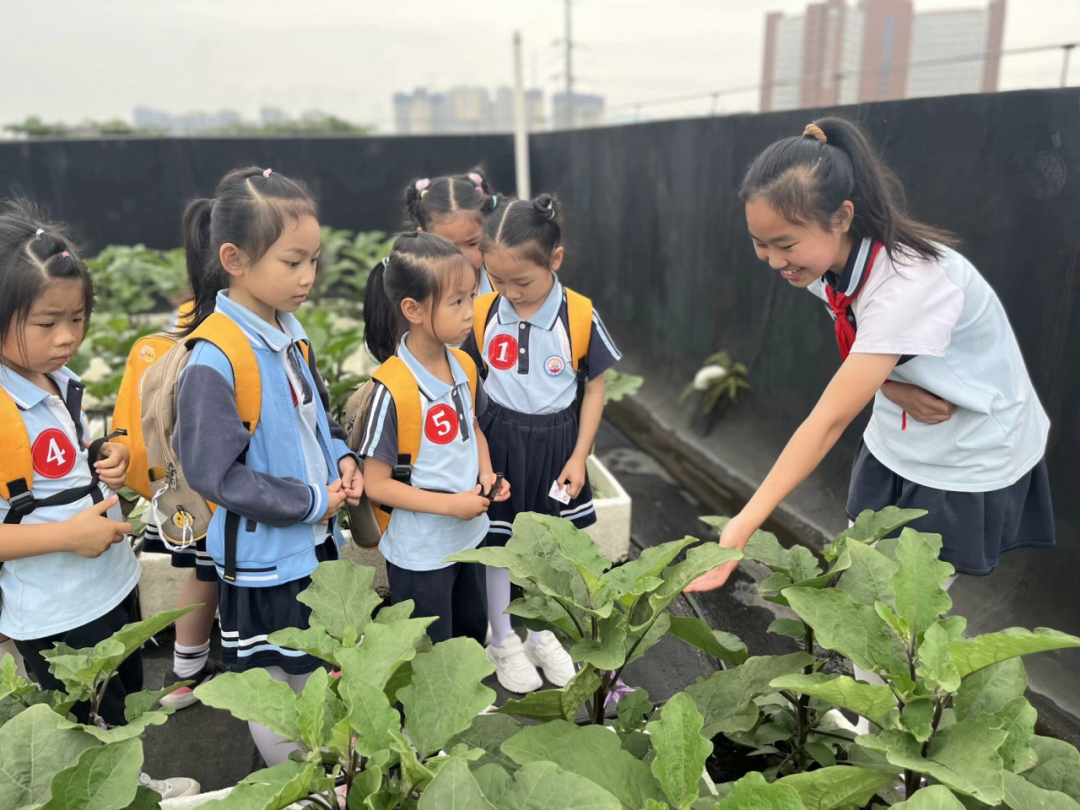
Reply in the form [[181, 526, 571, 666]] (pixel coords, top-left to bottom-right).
[[608, 41, 1079, 114]]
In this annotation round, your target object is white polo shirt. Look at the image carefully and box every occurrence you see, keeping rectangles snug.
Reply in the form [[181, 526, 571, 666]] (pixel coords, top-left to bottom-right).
[[358, 335, 489, 570], [809, 241, 1049, 492]]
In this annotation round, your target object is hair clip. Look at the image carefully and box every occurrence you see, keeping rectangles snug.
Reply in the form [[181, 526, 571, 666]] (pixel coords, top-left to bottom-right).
[[61, 251, 70, 258], [35, 228, 44, 236], [803, 123, 827, 144], [546, 201, 556, 221], [468, 172, 483, 186], [491, 195, 498, 210], [415, 178, 431, 192], [382, 257, 390, 269], [263, 168, 273, 178]]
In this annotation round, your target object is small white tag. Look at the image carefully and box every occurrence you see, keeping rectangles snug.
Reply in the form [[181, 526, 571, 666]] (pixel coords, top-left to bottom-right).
[[549, 480, 572, 505]]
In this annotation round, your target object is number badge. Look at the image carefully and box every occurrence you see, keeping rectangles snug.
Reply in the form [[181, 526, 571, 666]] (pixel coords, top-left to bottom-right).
[[488, 334, 519, 371], [32, 428, 78, 479], [425, 403, 460, 445]]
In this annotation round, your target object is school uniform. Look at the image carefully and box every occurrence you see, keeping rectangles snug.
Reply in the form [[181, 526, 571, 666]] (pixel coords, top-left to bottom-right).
[[0, 366, 141, 725], [461, 274, 621, 544], [358, 334, 489, 645], [810, 238, 1054, 575], [173, 291, 356, 673]]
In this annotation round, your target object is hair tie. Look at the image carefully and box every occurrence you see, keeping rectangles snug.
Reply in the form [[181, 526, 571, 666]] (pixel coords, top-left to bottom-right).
[[491, 195, 498, 210], [546, 201, 556, 221], [61, 251, 70, 258], [475, 186, 484, 193], [803, 123, 827, 144], [262, 168, 273, 178], [381, 257, 390, 269], [468, 172, 483, 186], [415, 178, 431, 192], [35, 228, 44, 236]]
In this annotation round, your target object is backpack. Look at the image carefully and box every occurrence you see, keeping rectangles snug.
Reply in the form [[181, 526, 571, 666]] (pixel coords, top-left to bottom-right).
[[343, 348, 478, 548], [0, 389, 122, 526], [137, 313, 311, 582]]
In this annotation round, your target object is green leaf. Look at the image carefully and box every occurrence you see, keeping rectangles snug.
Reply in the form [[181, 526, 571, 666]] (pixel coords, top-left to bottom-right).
[[616, 686, 653, 733], [124, 786, 164, 810], [994, 697, 1038, 774], [601, 536, 700, 608], [837, 508, 928, 546], [1026, 737, 1080, 802], [715, 772, 808, 810], [650, 543, 743, 610], [603, 370, 644, 403], [870, 713, 1008, 803], [948, 629, 1080, 679], [769, 674, 896, 728], [571, 613, 629, 670], [501, 720, 666, 807], [124, 685, 190, 723], [40, 737, 143, 810], [266, 627, 344, 666], [668, 616, 749, 665], [889, 530, 954, 634], [197, 761, 316, 810], [399, 638, 496, 758], [875, 602, 912, 645], [495, 689, 568, 722], [295, 668, 342, 751], [340, 673, 399, 757], [901, 698, 936, 743], [891, 785, 967, 809], [625, 611, 672, 667], [83, 709, 171, 743], [648, 693, 713, 810], [955, 659, 1027, 721], [685, 653, 814, 737], [375, 600, 416, 624], [419, 758, 497, 810], [491, 761, 623, 809], [473, 763, 514, 805], [0, 703, 97, 810], [768, 619, 808, 640], [336, 617, 436, 690], [805, 742, 837, 769], [297, 560, 384, 640], [838, 540, 900, 610], [194, 669, 300, 741], [561, 665, 601, 721], [916, 622, 961, 692], [447, 714, 525, 771], [784, 587, 906, 677], [0, 653, 35, 702], [1002, 771, 1080, 810], [778, 766, 896, 810]]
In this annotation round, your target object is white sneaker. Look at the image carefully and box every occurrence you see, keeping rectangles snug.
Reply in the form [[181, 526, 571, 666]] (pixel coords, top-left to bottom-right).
[[487, 634, 543, 693], [140, 772, 201, 799], [524, 631, 576, 687]]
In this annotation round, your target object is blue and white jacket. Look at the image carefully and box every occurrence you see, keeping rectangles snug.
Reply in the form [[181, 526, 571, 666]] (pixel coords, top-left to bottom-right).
[[173, 292, 356, 586]]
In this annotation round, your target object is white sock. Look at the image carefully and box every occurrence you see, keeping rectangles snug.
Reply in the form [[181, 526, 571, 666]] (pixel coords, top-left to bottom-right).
[[249, 667, 313, 766], [173, 641, 210, 678], [486, 568, 513, 644], [529, 630, 553, 647]]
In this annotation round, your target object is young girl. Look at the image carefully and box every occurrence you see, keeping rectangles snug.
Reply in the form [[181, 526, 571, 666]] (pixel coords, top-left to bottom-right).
[[172, 167, 363, 766], [404, 171, 499, 294], [687, 117, 1053, 596], [0, 200, 197, 799], [360, 232, 509, 645], [461, 194, 622, 693]]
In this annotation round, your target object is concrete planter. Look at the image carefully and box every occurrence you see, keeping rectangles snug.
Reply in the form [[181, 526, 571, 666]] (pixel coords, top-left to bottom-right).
[[586, 455, 632, 563]]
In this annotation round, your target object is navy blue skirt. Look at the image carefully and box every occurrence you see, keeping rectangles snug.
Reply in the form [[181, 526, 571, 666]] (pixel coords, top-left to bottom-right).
[[141, 524, 217, 582], [217, 537, 338, 674], [479, 401, 596, 546], [847, 440, 1055, 576]]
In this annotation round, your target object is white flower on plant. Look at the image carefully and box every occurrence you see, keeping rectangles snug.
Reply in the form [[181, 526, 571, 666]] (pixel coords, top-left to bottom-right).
[[693, 364, 727, 391]]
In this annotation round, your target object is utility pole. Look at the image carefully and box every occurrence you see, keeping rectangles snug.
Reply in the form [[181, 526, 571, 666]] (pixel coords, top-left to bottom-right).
[[513, 32, 531, 199], [564, 0, 574, 129], [1062, 43, 1075, 88]]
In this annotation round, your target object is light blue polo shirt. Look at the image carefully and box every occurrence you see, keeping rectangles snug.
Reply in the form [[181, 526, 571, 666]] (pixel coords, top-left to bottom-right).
[[0, 366, 139, 640], [469, 275, 621, 415], [358, 335, 489, 571]]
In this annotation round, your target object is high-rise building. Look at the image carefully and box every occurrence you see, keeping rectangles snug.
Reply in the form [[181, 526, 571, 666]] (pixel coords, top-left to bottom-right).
[[553, 92, 606, 129], [760, 0, 1006, 112], [394, 87, 546, 134], [493, 87, 546, 132]]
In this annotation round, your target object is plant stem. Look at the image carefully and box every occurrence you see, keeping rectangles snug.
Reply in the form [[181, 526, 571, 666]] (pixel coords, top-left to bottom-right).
[[809, 728, 856, 743], [553, 597, 586, 640], [344, 736, 358, 797], [795, 626, 815, 770], [305, 793, 336, 810]]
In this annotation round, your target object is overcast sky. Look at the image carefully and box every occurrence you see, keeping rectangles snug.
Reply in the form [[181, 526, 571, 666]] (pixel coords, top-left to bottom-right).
[[1, 0, 1076, 130]]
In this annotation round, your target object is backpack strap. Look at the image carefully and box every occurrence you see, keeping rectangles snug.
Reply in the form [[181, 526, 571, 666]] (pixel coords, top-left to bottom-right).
[[186, 313, 262, 436], [0, 388, 35, 516], [472, 292, 500, 367], [372, 357, 423, 484], [565, 288, 593, 373], [448, 348, 479, 410]]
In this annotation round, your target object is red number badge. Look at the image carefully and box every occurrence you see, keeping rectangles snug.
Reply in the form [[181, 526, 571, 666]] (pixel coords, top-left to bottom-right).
[[32, 428, 77, 479], [488, 334, 519, 371], [425, 403, 460, 445]]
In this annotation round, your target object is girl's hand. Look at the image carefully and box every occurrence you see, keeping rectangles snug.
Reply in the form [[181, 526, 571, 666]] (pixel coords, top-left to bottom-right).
[[338, 457, 364, 507], [480, 473, 512, 503], [318, 479, 347, 524], [556, 454, 588, 500], [447, 486, 490, 520], [684, 514, 754, 593], [65, 496, 132, 558], [94, 442, 130, 490], [881, 381, 955, 425]]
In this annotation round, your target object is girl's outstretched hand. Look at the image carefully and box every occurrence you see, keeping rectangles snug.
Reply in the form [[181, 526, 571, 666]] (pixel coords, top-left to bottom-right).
[[338, 456, 364, 507], [684, 514, 754, 593]]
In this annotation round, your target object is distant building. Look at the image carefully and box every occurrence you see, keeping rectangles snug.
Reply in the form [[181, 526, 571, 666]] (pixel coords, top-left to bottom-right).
[[760, 0, 1006, 112], [260, 106, 289, 126], [131, 107, 244, 135], [552, 92, 606, 129], [493, 87, 546, 132], [394, 86, 546, 134]]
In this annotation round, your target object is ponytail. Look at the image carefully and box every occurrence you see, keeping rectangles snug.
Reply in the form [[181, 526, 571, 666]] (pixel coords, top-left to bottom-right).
[[403, 170, 498, 231], [481, 192, 562, 268], [740, 116, 955, 262], [179, 198, 220, 335], [363, 259, 401, 364]]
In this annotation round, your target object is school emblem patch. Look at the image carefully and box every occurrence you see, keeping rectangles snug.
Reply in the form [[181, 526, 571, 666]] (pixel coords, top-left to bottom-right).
[[139, 345, 156, 363], [544, 355, 566, 377], [425, 403, 460, 445], [172, 509, 195, 530], [32, 428, 77, 479], [488, 334, 519, 371]]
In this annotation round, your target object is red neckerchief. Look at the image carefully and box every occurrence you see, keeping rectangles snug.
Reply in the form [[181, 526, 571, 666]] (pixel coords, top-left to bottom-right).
[[824, 240, 884, 361]]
